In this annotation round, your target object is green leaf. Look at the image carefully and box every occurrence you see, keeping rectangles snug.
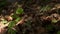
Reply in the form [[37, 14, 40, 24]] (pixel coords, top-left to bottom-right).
[[8, 21, 16, 28], [16, 8, 23, 14], [57, 31, 60, 34], [15, 17, 21, 22], [12, 14, 19, 19], [51, 19, 58, 23], [8, 28, 16, 34]]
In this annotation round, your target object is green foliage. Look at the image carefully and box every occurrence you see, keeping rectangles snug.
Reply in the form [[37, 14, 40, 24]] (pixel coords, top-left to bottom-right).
[[9, 7, 23, 28], [15, 17, 21, 22], [12, 14, 19, 19], [57, 31, 60, 34], [8, 28, 16, 34], [8, 21, 16, 28], [8, 7, 24, 34], [16, 7, 23, 14], [8, 21, 17, 34], [8, 19, 21, 34]]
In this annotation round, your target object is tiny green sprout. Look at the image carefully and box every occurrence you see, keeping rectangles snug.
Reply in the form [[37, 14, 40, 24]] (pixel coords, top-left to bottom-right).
[[15, 17, 21, 22], [16, 7, 23, 14]]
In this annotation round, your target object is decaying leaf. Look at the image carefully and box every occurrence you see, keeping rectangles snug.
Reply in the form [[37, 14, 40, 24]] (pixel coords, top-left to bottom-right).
[[40, 13, 60, 23], [5, 16, 13, 21], [51, 18, 58, 23]]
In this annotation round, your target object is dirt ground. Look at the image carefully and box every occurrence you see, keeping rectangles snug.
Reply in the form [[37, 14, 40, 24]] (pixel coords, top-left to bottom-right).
[[0, 0, 60, 34]]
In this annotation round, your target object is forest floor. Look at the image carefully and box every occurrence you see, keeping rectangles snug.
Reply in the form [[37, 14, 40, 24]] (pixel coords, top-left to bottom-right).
[[0, 0, 60, 34]]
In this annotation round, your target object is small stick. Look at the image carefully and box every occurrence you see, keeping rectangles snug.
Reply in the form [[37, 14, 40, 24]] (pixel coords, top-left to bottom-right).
[[3, 15, 27, 28]]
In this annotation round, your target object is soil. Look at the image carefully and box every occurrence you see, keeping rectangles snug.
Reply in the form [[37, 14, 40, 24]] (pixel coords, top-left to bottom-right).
[[0, 0, 60, 34]]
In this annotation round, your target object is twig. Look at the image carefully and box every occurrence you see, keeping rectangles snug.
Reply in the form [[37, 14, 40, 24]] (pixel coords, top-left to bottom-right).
[[3, 15, 27, 28], [50, 4, 60, 11], [16, 17, 25, 25]]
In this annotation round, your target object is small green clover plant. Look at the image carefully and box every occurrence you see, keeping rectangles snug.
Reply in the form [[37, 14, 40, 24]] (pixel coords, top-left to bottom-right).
[[16, 7, 23, 14], [8, 7, 24, 34]]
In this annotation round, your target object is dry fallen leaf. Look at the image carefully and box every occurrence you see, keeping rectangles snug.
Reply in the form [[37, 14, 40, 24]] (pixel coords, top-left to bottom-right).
[[5, 16, 13, 21], [0, 28, 6, 34], [0, 22, 9, 34], [51, 4, 60, 11]]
